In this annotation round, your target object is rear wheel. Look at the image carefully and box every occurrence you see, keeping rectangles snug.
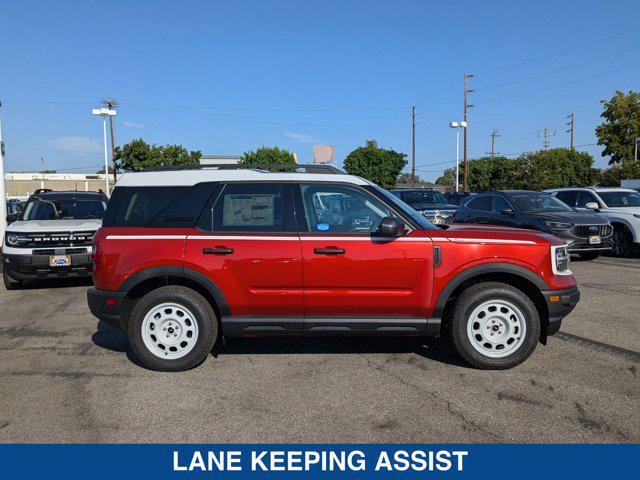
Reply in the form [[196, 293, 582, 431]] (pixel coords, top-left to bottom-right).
[[3, 270, 23, 290], [611, 226, 633, 257], [128, 286, 218, 371], [449, 282, 540, 369]]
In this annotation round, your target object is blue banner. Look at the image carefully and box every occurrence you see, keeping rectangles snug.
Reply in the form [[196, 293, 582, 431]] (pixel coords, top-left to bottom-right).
[[0, 444, 638, 479]]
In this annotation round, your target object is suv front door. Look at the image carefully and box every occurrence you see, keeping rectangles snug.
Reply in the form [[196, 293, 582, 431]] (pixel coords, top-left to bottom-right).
[[295, 183, 434, 333], [186, 182, 303, 332]]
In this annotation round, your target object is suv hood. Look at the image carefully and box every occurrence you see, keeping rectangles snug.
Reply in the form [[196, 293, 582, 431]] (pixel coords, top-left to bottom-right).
[[410, 203, 458, 211], [527, 211, 608, 225], [7, 219, 102, 233], [601, 206, 640, 215], [443, 224, 559, 245]]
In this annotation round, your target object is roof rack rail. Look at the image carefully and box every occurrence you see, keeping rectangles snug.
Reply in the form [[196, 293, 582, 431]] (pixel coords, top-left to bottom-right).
[[140, 163, 344, 174]]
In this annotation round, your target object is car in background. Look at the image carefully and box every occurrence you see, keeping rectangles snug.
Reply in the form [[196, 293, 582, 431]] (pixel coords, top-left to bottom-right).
[[2, 190, 108, 289], [454, 190, 612, 260], [390, 189, 457, 225], [545, 187, 640, 257], [444, 191, 476, 206], [6, 199, 24, 220]]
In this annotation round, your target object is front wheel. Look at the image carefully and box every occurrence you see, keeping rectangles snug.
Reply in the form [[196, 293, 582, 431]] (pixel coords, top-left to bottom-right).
[[449, 282, 540, 369], [611, 226, 633, 257], [128, 286, 218, 371]]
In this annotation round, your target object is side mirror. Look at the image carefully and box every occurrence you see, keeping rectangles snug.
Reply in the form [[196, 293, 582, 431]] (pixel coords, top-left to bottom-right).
[[501, 208, 516, 216], [6, 214, 17, 224], [377, 216, 406, 237], [585, 202, 599, 211]]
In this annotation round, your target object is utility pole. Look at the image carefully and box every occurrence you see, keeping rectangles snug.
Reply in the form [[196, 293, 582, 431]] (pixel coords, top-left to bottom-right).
[[101, 98, 118, 186], [411, 105, 416, 188], [463, 73, 474, 192], [488, 129, 500, 158], [538, 127, 556, 149], [566, 113, 574, 150], [0, 101, 7, 241]]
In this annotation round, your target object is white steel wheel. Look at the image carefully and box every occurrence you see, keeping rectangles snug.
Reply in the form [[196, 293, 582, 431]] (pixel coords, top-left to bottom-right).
[[466, 299, 527, 358], [141, 302, 199, 360]]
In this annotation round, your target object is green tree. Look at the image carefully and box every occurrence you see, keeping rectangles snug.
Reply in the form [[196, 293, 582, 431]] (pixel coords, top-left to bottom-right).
[[114, 138, 201, 172], [436, 156, 522, 191], [241, 146, 297, 166], [595, 90, 640, 165], [522, 148, 597, 190], [343, 141, 407, 189]]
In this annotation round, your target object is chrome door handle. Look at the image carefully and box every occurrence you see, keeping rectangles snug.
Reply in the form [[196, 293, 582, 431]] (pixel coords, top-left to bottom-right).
[[203, 247, 234, 255]]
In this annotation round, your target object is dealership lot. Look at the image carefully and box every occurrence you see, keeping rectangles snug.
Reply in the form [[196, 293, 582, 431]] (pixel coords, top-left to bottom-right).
[[0, 257, 638, 443]]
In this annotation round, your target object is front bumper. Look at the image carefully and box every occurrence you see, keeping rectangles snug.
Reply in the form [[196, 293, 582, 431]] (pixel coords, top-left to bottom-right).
[[541, 286, 580, 338], [552, 230, 613, 253], [87, 287, 127, 331], [3, 252, 93, 280]]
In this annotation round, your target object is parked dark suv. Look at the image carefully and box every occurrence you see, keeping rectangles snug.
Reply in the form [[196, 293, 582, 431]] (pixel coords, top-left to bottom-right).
[[390, 189, 457, 225], [454, 190, 612, 260]]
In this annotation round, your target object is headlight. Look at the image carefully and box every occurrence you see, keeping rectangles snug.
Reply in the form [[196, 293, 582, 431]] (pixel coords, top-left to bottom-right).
[[551, 245, 572, 275], [5, 232, 20, 246], [543, 220, 572, 230]]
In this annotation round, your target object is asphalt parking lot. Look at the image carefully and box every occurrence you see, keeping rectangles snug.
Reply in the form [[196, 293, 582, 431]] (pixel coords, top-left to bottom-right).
[[0, 257, 638, 443]]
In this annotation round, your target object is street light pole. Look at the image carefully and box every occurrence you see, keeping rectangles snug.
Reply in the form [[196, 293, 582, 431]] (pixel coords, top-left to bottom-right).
[[0, 101, 7, 242], [92, 107, 116, 194], [450, 121, 467, 193]]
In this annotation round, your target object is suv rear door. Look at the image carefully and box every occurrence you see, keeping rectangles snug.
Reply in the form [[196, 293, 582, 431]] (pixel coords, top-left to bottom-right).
[[294, 182, 433, 333], [185, 182, 304, 332]]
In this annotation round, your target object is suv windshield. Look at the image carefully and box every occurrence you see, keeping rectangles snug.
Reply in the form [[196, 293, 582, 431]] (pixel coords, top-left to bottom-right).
[[401, 190, 448, 205], [21, 197, 107, 220], [509, 193, 572, 213], [599, 191, 640, 207]]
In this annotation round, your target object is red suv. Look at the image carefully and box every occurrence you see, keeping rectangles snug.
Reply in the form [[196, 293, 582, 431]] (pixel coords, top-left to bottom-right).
[[87, 164, 579, 371]]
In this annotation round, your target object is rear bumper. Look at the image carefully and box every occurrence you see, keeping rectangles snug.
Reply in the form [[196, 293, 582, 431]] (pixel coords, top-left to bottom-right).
[[541, 286, 580, 337], [87, 287, 127, 331], [3, 253, 93, 280]]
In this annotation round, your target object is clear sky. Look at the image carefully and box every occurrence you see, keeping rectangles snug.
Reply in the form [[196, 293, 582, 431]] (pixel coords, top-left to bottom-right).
[[1, 0, 639, 181]]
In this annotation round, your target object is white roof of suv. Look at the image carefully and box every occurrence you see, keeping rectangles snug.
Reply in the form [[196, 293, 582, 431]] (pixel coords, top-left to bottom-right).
[[548, 187, 637, 193], [117, 166, 372, 187]]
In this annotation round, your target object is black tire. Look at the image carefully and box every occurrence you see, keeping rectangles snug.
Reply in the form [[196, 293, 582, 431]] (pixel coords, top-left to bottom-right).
[[449, 282, 541, 370], [3, 270, 23, 290], [611, 226, 633, 257], [127, 286, 218, 371], [578, 252, 600, 261]]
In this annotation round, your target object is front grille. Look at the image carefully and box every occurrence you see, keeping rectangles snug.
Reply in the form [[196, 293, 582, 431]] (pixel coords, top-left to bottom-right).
[[33, 248, 88, 255], [18, 231, 95, 248], [573, 225, 612, 238]]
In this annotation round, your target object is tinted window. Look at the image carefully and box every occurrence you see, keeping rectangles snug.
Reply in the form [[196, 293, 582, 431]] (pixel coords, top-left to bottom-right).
[[300, 184, 395, 233], [599, 191, 640, 207], [368, 185, 436, 230], [576, 191, 599, 208], [111, 184, 213, 227], [491, 195, 511, 213], [509, 193, 572, 213], [199, 183, 295, 232], [554, 191, 578, 207], [21, 197, 106, 220], [400, 190, 447, 205], [466, 196, 492, 211]]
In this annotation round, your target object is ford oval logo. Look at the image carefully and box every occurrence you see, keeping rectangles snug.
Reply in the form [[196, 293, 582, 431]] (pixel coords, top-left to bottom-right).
[[589, 226, 599, 232]]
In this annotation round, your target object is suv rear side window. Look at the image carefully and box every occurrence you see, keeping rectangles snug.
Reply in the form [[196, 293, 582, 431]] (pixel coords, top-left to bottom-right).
[[465, 195, 492, 211], [198, 183, 295, 232], [108, 184, 214, 227]]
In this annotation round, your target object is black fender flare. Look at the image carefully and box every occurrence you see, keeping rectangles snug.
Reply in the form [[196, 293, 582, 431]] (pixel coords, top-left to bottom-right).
[[118, 266, 231, 317], [432, 262, 550, 318]]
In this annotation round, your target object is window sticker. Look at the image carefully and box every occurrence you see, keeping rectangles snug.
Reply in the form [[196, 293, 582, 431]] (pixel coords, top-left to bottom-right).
[[222, 194, 276, 227], [316, 222, 330, 231]]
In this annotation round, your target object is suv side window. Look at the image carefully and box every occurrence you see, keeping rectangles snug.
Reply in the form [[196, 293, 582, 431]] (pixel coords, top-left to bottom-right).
[[491, 195, 511, 213], [577, 191, 599, 208], [110, 184, 214, 227], [198, 183, 296, 232], [298, 183, 395, 233], [466, 195, 492, 211], [554, 191, 578, 207]]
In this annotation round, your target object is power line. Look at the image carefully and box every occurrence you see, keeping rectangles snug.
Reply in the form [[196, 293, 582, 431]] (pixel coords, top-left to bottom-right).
[[475, 61, 640, 107], [476, 25, 640, 75]]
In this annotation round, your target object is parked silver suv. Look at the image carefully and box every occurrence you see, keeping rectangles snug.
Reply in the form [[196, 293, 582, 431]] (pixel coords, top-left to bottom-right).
[[545, 187, 640, 257]]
